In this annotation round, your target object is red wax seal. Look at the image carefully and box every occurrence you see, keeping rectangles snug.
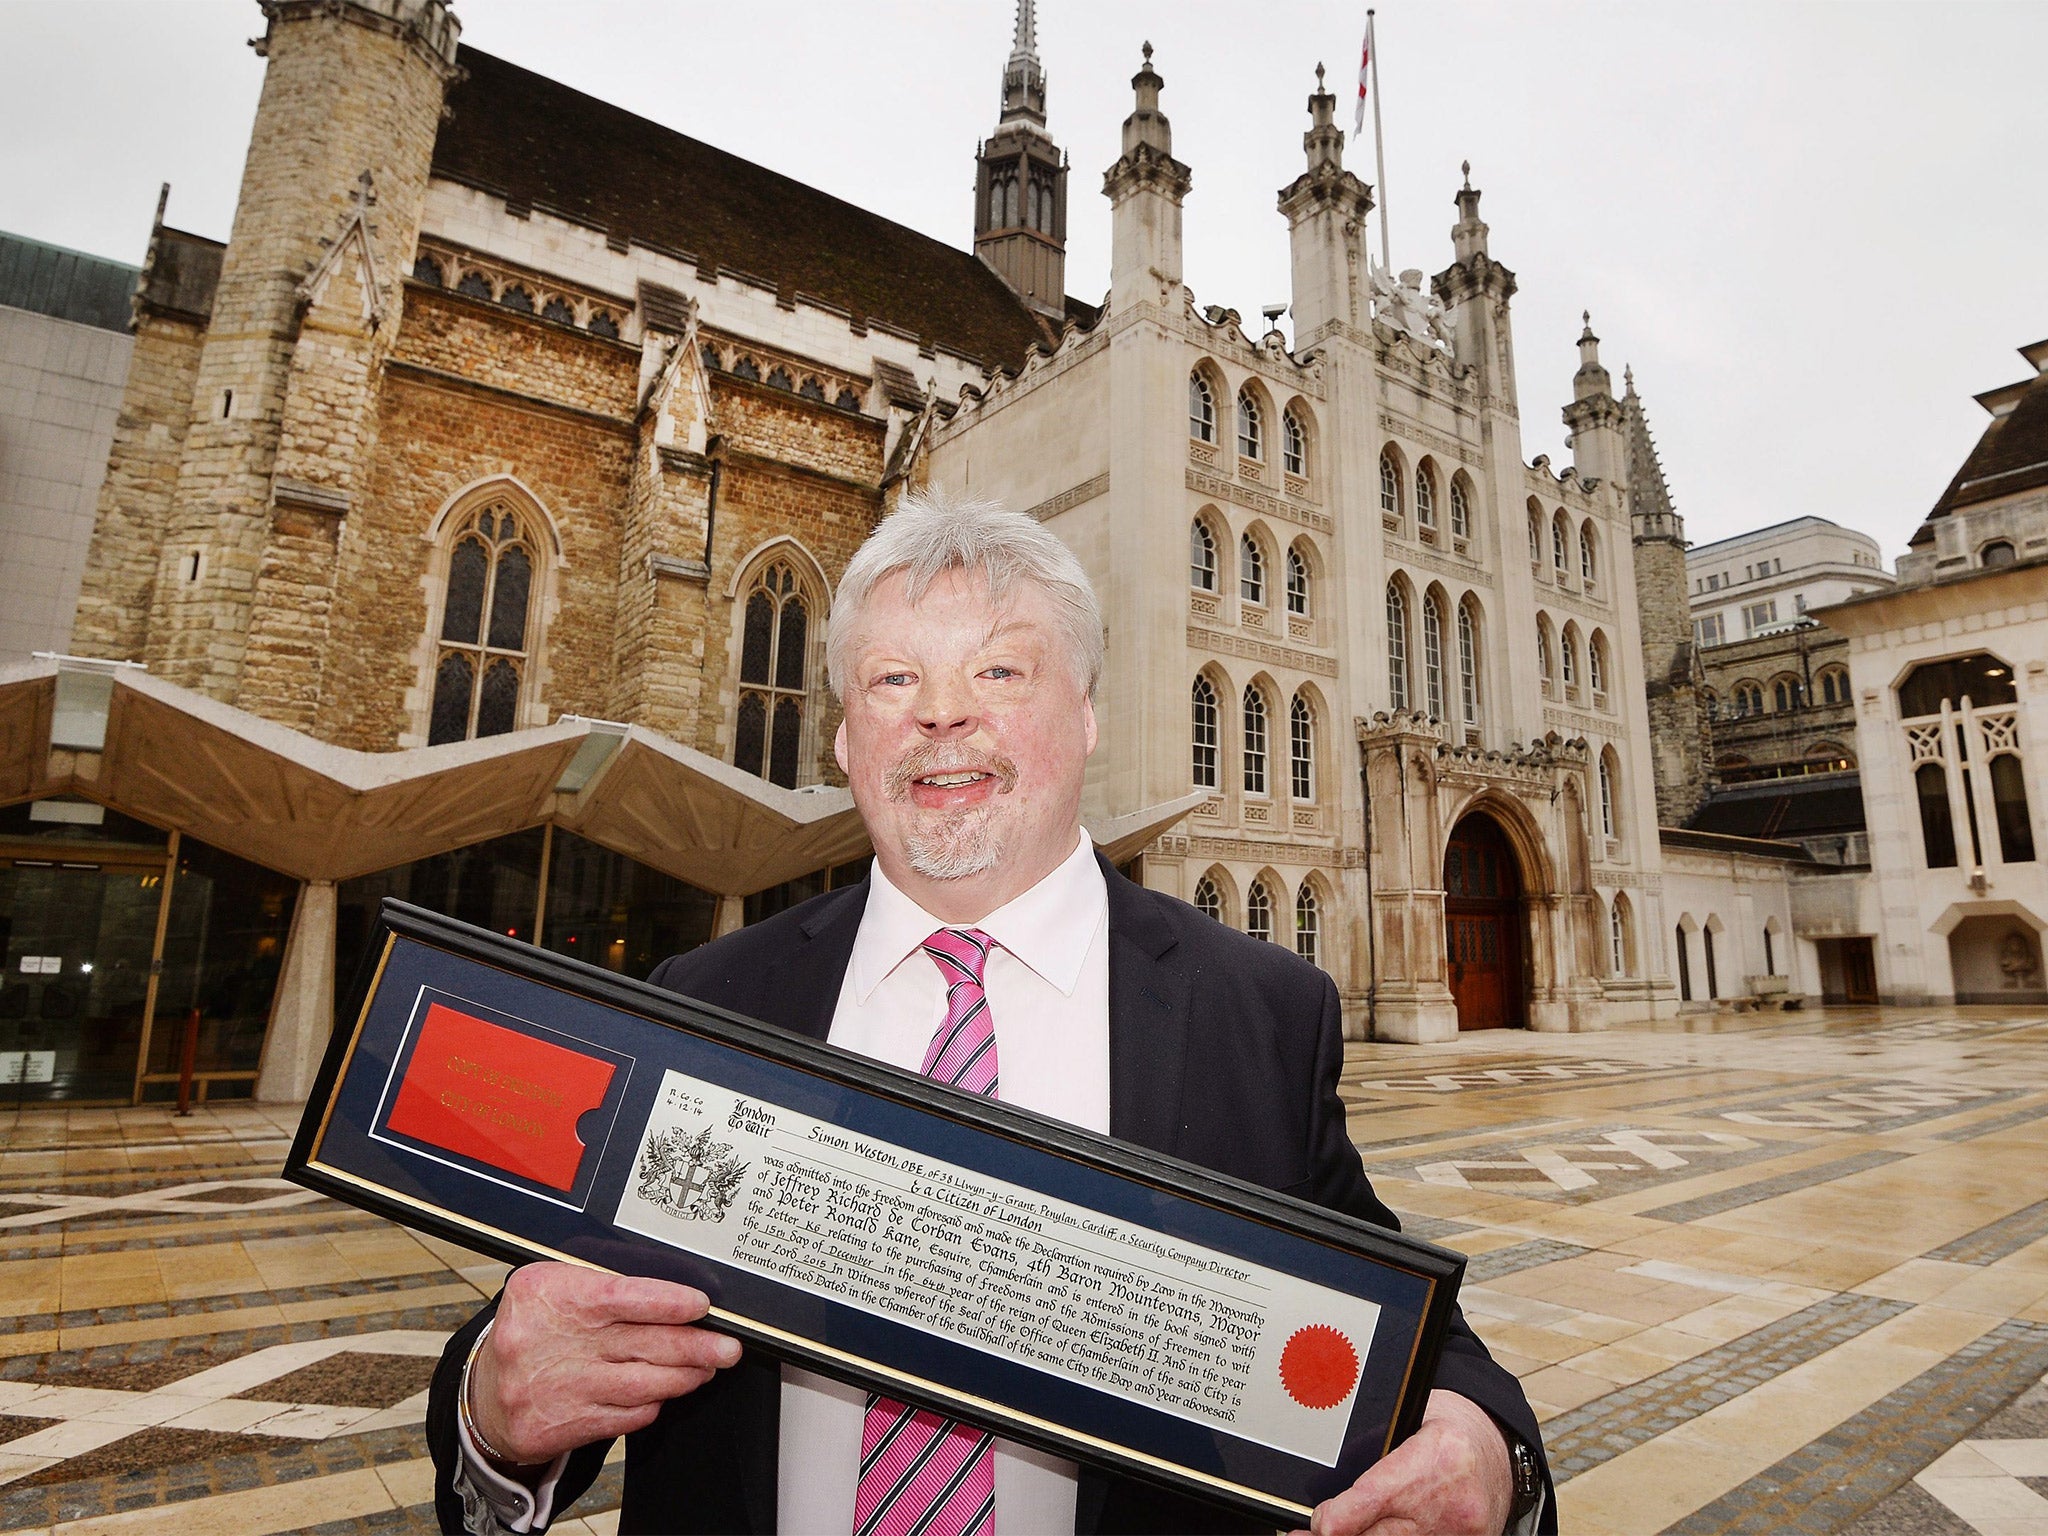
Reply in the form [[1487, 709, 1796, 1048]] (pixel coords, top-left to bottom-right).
[[1279, 1325, 1360, 1410], [384, 1003, 616, 1191]]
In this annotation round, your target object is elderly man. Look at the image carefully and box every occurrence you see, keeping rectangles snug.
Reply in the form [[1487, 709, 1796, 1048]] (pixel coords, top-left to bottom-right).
[[427, 497, 1551, 1535]]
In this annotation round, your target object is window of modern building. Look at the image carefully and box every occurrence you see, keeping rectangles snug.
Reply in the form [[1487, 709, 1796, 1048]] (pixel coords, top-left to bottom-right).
[[429, 500, 539, 745], [1990, 753, 2036, 863], [1386, 583, 1410, 711], [1193, 876, 1222, 921], [1422, 595, 1445, 719], [1189, 371, 1216, 442], [1191, 676, 1219, 789], [1190, 519, 1216, 591], [1246, 880, 1273, 942], [1290, 694, 1315, 800], [1695, 614, 1726, 647], [1282, 407, 1307, 476], [734, 561, 811, 788], [1239, 534, 1266, 605], [1243, 686, 1269, 795], [1295, 883, 1320, 966], [1916, 761, 1958, 868], [1898, 653, 2018, 717], [743, 856, 871, 926], [1286, 548, 1310, 616], [1236, 389, 1263, 460], [1743, 599, 1778, 635]]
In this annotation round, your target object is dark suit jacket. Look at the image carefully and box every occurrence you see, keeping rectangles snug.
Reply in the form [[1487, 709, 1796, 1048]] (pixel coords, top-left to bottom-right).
[[428, 856, 1554, 1533]]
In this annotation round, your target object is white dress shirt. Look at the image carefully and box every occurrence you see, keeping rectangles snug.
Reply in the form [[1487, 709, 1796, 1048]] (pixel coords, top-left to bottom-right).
[[460, 829, 1111, 1534]]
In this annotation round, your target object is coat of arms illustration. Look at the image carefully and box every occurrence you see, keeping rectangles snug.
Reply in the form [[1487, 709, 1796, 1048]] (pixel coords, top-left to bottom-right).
[[637, 1124, 749, 1222]]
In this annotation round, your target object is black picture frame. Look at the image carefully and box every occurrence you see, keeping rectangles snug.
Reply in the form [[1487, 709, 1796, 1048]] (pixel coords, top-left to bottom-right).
[[287, 899, 1464, 1526]]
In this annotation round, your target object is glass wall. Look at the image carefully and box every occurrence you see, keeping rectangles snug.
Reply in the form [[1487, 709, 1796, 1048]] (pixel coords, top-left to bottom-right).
[[744, 856, 871, 927], [0, 799, 296, 1105], [335, 826, 737, 1014]]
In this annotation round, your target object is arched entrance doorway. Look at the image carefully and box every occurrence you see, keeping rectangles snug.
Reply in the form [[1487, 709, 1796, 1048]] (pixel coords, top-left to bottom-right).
[[1444, 812, 1526, 1030]]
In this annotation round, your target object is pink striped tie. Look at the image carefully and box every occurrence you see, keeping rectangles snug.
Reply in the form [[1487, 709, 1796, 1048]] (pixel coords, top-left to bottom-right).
[[852, 929, 998, 1536]]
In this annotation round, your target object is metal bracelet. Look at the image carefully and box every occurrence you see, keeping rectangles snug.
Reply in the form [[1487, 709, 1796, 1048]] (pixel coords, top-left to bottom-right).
[[460, 1317, 545, 1472]]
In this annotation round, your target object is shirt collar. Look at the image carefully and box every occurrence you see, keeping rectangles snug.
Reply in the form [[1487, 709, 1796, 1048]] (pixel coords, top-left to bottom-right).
[[849, 829, 1106, 1003]]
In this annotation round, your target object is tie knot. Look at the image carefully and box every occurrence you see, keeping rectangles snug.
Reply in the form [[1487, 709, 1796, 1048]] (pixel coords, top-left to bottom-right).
[[922, 927, 992, 985]]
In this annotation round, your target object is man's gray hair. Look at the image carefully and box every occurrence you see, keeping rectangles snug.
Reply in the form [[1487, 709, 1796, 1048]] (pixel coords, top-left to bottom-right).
[[826, 493, 1104, 698]]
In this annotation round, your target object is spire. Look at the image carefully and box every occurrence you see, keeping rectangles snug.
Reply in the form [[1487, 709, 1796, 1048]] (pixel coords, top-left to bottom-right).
[[1000, 0, 1048, 129], [1451, 163, 1487, 261], [1301, 60, 1344, 174], [1572, 310, 1612, 402], [1621, 373, 1678, 530]]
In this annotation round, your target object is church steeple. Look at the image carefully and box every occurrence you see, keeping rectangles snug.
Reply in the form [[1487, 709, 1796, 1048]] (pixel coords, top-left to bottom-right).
[[975, 0, 1067, 322]]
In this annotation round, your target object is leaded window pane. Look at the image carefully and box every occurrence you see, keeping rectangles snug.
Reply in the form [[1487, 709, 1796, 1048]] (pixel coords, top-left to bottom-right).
[[735, 692, 767, 778], [1386, 584, 1409, 711], [476, 657, 521, 737], [1286, 550, 1309, 615], [1294, 886, 1318, 965], [1422, 600, 1443, 719], [1380, 454, 1399, 515], [776, 596, 808, 691], [1415, 469, 1435, 528], [769, 698, 803, 789], [1290, 695, 1313, 800], [1191, 521, 1215, 590], [741, 591, 774, 684], [1240, 536, 1264, 604], [1194, 877, 1221, 921], [1283, 410, 1305, 476], [1246, 882, 1271, 942], [487, 542, 531, 651], [1191, 678, 1218, 789], [428, 652, 473, 746], [442, 537, 487, 643]]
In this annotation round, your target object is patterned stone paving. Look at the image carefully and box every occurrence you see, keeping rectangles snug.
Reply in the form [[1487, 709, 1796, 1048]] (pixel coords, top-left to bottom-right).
[[1, 1003, 2046, 1532]]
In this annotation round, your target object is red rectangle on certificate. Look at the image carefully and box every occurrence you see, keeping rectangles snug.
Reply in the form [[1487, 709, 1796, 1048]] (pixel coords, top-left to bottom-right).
[[384, 1004, 616, 1191]]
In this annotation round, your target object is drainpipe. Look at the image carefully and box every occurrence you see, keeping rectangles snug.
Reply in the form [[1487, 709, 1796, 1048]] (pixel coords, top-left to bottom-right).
[[701, 435, 725, 572], [1359, 741, 1379, 1039]]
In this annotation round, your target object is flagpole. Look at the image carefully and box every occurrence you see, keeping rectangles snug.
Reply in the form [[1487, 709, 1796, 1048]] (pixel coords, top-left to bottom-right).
[[1369, 8, 1390, 275]]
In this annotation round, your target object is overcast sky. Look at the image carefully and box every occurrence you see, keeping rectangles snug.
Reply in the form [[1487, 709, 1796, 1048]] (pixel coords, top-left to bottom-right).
[[4, 1, 2043, 563]]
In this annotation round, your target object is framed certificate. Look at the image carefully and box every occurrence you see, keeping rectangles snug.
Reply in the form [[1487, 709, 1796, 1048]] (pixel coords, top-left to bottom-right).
[[287, 900, 1465, 1525]]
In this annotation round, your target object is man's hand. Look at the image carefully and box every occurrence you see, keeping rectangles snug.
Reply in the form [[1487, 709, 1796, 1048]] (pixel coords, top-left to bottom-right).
[[1302, 1389, 1515, 1536], [469, 1263, 742, 1467]]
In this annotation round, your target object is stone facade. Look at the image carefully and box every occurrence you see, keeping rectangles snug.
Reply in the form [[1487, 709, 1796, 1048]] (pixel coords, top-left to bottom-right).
[[929, 64, 1681, 1039]]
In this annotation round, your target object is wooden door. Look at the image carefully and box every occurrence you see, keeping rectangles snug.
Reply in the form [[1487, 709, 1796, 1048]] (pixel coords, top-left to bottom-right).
[[1842, 938, 1878, 1004], [1444, 815, 1525, 1030], [1447, 911, 1509, 1029]]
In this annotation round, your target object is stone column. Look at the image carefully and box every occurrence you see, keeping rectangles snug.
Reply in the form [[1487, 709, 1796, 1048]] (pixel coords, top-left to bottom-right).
[[714, 894, 747, 938], [256, 879, 336, 1103]]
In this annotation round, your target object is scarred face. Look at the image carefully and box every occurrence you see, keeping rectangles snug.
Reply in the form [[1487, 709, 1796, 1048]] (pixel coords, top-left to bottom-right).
[[834, 567, 1097, 923]]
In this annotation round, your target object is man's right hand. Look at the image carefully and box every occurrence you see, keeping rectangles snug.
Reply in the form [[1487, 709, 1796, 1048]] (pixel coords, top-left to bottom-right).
[[469, 1263, 742, 1467]]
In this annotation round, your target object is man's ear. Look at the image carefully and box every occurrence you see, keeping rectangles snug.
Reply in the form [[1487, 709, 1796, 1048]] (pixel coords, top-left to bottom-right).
[[1082, 693, 1098, 758], [834, 718, 850, 774]]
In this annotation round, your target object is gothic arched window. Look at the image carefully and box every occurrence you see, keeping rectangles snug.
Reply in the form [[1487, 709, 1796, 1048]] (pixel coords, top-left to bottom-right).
[[499, 284, 534, 315], [1561, 627, 1579, 690], [1380, 452, 1401, 520], [1191, 676, 1219, 789], [1189, 372, 1216, 443], [1537, 618, 1554, 693], [1457, 599, 1481, 727], [1246, 880, 1273, 942], [1240, 534, 1266, 605], [429, 502, 538, 745], [1589, 631, 1608, 696], [1193, 875, 1222, 922], [735, 562, 810, 788], [1610, 898, 1630, 976], [1415, 465, 1437, 530], [1190, 519, 1217, 591], [1552, 511, 1570, 576], [1450, 477, 1471, 540], [1290, 693, 1315, 800], [1599, 752, 1618, 839], [1527, 505, 1542, 565], [1286, 547, 1310, 616], [1295, 883, 1320, 965], [1282, 408, 1307, 476], [1386, 582, 1410, 711], [1818, 665, 1849, 706], [1236, 389, 1263, 460], [1580, 522, 1598, 587], [1422, 595, 1445, 719], [1243, 686, 1269, 795]]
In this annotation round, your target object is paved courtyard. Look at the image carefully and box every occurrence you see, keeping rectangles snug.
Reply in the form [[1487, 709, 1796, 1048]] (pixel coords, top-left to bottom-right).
[[0, 1005, 2045, 1533]]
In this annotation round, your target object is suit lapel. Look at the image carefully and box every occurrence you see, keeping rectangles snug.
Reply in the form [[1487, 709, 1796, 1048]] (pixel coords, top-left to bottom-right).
[[1101, 856, 1192, 1158], [784, 879, 869, 1041]]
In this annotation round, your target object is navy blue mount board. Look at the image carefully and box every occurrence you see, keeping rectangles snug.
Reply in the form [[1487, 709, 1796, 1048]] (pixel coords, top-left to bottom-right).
[[287, 900, 1462, 1525]]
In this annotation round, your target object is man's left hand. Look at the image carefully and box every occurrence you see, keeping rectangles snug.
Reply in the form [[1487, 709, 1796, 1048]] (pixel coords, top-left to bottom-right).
[[1300, 1389, 1514, 1536]]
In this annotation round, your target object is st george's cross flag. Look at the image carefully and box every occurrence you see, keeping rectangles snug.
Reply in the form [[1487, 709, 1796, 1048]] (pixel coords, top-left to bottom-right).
[[1354, 15, 1374, 140]]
